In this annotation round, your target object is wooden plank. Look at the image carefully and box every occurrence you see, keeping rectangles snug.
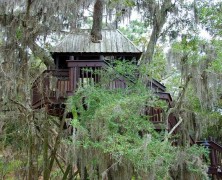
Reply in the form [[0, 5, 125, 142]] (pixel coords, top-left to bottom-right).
[[71, 34, 77, 52], [80, 34, 85, 52], [105, 30, 112, 52], [116, 31, 123, 52], [84, 33, 90, 52], [110, 30, 115, 53], [100, 31, 105, 52], [120, 32, 128, 52]]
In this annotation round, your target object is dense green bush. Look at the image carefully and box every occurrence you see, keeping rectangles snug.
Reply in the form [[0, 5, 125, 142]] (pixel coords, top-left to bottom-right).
[[67, 62, 208, 179]]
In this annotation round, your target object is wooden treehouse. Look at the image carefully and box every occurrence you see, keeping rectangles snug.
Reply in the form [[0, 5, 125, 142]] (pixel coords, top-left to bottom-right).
[[31, 29, 177, 132], [31, 29, 222, 178]]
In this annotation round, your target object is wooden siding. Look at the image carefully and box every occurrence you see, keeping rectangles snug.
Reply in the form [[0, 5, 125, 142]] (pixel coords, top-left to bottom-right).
[[51, 30, 141, 54]]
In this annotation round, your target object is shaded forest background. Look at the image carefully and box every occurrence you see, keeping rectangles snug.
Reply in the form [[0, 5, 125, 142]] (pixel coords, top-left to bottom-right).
[[0, 0, 222, 179]]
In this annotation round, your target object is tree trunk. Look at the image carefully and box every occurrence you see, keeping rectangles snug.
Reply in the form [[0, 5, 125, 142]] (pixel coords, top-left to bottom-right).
[[139, 0, 173, 88], [91, 0, 104, 43], [141, 0, 173, 65]]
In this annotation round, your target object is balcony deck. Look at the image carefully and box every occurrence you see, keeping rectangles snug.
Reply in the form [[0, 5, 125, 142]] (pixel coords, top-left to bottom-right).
[[32, 69, 70, 109]]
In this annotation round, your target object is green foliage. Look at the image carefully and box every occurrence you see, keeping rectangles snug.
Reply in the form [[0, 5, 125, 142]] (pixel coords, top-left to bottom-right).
[[15, 27, 23, 40], [171, 35, 204, 65], [50, 168, 63, 179], [120, 20, 149, 48], [204, 114, 222, 142], [1, 120, 28, 149], [70, 85, 174, 178], [207, 40, 222, 73], [105, 60, 139, 83], [0, 159, 22, 179], [67, 61, 207, 179], [197, 0, 222, 36], [167, 33, 222, 146], [185, 145, 209, 175], [148, 46, 168, 81]]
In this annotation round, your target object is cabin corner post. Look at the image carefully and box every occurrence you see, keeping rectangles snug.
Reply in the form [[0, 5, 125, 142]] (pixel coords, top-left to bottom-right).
[[67, 63, 78, 94], [211, 148, 217, 167]]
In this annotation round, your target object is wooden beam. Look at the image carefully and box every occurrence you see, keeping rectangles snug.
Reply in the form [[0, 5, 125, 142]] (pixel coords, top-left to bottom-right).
[[67, 60, 105, 67]]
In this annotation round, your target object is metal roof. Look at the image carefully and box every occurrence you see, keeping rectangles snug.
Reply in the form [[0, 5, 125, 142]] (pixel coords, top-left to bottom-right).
[[51, 29, 141, 54]]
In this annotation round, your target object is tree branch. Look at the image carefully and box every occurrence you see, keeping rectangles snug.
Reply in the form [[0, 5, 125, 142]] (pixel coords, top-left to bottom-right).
[[30, 42, 55, 69], [164, 75, 192, 141], [166, 116, 183, 140], [9, 98, 30, 111], [48, 111, 68, 177]]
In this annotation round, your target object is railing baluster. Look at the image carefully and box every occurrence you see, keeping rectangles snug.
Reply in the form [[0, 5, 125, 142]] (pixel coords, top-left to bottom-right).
[[74, 67, 77, 90], [90, 67, 93, 85], [96, 67, 98, 83], [86, 67, 89, 85], [80, 67, 83, 87]]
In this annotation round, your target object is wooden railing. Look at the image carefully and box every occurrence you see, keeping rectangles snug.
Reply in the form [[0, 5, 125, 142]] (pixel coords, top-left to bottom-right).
[[143, 107, 163, 122], [32, 69, 69, 108], [109, 77, 127, 89], [197, 140, 222, 177], [67, 60, 105, 93]]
